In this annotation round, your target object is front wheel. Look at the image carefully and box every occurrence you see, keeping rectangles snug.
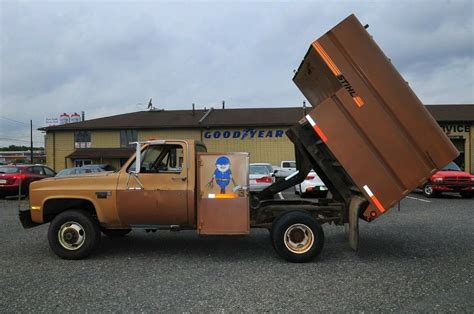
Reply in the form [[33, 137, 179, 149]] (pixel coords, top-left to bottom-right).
[[423, 183, 439, 198], [271, 211, 324, 263], [48, 209, 101, 259]]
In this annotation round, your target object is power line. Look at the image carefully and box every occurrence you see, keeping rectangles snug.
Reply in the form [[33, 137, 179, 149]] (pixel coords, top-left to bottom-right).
[[0, 137, 44, 143], [0, 115, 29, 125], [0, 115, 41, 128]]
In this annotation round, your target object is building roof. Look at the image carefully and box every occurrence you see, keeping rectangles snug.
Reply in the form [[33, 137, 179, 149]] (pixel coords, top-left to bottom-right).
[[424, 104, 474, 122], [40, 104, 473, 131], [65, 148, 134, 159]]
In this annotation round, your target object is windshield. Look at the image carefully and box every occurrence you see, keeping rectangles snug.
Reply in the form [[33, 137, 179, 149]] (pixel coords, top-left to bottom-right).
[[250, 165, 270, 175], [0, 167, 20, 174], [442, 162, 461, 171], [282, 162, 296, 168]]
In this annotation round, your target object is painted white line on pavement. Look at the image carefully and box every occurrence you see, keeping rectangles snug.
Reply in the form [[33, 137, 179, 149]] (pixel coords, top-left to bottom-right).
[[406, 196, 431, 203], [278, 192, 284, 200]]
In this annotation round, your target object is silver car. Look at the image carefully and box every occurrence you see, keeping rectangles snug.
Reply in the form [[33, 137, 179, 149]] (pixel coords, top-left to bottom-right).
[[249, 164, 274, 192]]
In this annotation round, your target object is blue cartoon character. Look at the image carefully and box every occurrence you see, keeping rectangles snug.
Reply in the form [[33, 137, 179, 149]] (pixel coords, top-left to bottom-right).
[[207, 156, 241, 194]]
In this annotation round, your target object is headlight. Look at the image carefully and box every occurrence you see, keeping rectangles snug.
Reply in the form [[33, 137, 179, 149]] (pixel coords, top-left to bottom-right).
[[433, 177, 443, 183]]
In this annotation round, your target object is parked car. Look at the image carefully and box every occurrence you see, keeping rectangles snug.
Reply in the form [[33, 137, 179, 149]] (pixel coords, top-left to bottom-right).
[[250, 163, 275, 181], [422, 161, 474, 198], [84, 164, 116, 171], [0, 165, 56, 196], [249, 164, 274, 192], [295, 170, 328, 198], [274, 160, 297, 180], [56, 165, 105, 177]]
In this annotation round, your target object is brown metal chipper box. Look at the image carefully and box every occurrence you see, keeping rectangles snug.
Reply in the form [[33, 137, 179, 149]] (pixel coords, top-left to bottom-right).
[[292, 14, 458, 220]]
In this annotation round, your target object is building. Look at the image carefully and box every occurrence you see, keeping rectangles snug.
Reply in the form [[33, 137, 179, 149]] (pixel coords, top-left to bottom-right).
[[40, 105, 474, 173]]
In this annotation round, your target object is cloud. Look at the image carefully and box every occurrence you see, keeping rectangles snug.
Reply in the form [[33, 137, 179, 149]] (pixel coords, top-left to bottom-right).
[[0, 0, 472, 147]]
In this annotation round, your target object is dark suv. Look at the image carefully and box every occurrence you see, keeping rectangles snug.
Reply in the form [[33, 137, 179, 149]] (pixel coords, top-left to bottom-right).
[[0, 165, 56, 196]]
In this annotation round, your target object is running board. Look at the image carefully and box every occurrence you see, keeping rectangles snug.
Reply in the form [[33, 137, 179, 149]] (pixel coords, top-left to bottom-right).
[[130, 225, 181, 231]]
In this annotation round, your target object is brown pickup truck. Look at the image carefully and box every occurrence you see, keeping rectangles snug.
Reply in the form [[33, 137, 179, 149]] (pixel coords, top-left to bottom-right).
[[21, 139, 333, 262], [20, 14, 458, 262]]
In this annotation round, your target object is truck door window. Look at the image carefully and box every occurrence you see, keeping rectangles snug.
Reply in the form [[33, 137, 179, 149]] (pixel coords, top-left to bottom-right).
[[128, 144, 184, 173]]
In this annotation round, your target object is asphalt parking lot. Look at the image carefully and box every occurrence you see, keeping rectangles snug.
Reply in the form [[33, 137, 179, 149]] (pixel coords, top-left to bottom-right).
[[0, 191, 473, 312]]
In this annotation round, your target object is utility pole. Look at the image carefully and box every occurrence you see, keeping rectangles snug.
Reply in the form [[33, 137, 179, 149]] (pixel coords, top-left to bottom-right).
[[30, 120, 33, 163]]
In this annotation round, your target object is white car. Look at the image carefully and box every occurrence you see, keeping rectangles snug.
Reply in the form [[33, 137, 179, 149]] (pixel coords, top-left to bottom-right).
[[249, 163, 274, 192], [274, 160, 297, 179], [295, 170, 328, 197]]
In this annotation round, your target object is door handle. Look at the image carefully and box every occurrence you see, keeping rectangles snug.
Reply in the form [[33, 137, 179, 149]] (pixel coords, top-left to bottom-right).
[[172, 177, 187, 181]]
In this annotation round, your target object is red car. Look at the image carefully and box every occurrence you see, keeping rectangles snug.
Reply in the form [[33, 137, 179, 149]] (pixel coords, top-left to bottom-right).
[[423, 162, 474, 198], [0, 165, 56, 197]]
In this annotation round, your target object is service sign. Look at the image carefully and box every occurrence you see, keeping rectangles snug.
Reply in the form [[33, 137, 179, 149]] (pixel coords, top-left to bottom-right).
[[440, 124, 470, 134]]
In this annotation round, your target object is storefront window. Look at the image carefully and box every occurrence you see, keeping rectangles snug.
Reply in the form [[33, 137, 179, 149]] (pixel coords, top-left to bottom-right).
[[75, 131, 91, 148], [74, 159, 92, 167], [120, 130, 138, 148]]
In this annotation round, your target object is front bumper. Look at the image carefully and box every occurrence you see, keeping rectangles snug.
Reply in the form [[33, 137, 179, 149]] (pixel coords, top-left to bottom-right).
[[432, 184, 474, 192], [19, 209, 41, 229]]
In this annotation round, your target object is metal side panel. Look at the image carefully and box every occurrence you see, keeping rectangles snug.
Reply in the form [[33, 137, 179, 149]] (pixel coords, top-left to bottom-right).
[[293, 14, 459, 221], [197, 152, 250, 235]]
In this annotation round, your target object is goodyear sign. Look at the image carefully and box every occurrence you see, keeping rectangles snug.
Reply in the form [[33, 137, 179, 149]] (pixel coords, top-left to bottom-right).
[[204, 129, 285, 140]]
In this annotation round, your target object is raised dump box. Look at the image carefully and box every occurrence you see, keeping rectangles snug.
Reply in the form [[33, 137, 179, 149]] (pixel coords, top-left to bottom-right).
[[292, 14, 458, 221]]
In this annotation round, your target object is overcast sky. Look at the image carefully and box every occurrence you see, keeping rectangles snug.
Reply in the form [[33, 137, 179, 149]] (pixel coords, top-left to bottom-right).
[[0, 0, 473, 147]]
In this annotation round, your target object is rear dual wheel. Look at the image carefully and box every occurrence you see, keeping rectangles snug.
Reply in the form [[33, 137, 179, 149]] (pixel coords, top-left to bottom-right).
[[271, 211, 324, 263]]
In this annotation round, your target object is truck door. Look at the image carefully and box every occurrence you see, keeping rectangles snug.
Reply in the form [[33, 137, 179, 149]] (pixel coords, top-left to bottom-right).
[[116, 143, 189, 226]]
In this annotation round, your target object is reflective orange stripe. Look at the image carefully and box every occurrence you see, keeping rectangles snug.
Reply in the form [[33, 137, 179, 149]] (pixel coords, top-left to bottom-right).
[[353, 95, 365, 107], [363, 185, 386, 213], [312, 41, 342, 76], [313, 41, 366, 108], [313, 124, 328, 143], [305, 115, 328, 143]]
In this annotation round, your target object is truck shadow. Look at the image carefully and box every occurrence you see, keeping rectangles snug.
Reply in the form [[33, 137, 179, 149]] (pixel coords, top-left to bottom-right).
[[95, 230, 277, 261], [322, 231, 467, 263], [93, 228, 465, 263]]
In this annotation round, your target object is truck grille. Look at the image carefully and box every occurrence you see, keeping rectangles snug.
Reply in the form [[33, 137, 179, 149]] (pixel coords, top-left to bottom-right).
[[444, 176, 471, 184]]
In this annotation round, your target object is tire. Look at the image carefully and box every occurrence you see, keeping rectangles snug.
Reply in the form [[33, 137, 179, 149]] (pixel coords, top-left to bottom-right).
[[460, 191, 472, 199], [423, 182, 439, 198], [271, 211, 324, 263], [101, 228, 132, 237], [48, 209, 101, 260]]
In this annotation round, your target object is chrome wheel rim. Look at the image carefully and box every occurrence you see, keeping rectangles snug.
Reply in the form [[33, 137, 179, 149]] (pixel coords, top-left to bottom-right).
[[424, 184, 433, 195], [284, 223, 314, 254], [58, 221, 86, 250]]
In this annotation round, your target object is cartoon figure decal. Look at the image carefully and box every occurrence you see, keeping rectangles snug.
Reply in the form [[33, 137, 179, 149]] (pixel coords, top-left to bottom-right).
[[207, 156, 241, 194]]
